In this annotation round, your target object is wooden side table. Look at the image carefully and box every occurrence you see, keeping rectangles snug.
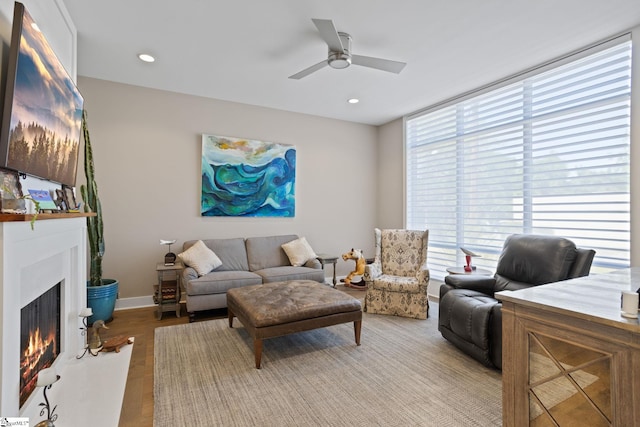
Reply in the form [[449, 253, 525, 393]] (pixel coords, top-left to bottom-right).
[[155, 262, 183, 320], [316, 254, 339, 287]]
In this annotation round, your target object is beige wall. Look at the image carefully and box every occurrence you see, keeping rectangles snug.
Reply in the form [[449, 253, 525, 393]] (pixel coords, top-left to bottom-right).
[[78, 77, 379, 303], [376, 118, 404, 229]]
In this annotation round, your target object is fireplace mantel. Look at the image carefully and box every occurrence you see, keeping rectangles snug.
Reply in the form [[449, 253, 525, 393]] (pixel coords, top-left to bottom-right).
[[0, 212, 95, 222]]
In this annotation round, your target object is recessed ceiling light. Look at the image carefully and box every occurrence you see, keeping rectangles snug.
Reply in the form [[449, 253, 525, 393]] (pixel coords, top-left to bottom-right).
[[347, 98, 359, 104], [138, 53, 155, 63]]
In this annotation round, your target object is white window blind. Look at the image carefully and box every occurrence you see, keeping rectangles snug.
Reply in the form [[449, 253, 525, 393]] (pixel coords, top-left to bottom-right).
[[406, 38, 631, 280]]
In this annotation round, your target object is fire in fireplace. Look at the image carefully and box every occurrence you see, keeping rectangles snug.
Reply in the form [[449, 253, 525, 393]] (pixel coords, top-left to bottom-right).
[[19, 282, 61, 407]]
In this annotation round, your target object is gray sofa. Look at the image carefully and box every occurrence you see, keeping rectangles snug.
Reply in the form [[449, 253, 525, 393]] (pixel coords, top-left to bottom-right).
[[181, 234, 325, 322]]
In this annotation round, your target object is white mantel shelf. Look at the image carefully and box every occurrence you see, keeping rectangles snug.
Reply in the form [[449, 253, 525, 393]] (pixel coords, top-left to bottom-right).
[[0, 212, 95, 222]]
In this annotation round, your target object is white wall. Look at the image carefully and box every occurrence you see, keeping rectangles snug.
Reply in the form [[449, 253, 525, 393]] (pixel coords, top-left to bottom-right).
[[77, 77, 379, 301]]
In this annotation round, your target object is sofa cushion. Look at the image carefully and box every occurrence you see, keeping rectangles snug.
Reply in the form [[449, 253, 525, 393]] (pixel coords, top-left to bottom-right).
[[186, 270, 262, 296], [281, 236, 317, 267], [255, 266, 325, 283], [183, 238, 249, 272], [245, 234, 298, 271], [178, 240, 222, 276]]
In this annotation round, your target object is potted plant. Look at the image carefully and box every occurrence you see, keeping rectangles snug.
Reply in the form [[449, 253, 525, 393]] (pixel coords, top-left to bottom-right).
[[81, 110, 118, 325]]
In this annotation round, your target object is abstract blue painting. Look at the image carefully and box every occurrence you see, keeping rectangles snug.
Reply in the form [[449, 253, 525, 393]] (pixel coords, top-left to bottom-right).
[[201, 134, 296, 217]]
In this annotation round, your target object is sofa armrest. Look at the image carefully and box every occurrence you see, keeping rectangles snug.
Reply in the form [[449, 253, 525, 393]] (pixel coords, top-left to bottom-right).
[[182, 266, 198, 282], [304, 258, 322, 269], [443, 274, 496, 296]]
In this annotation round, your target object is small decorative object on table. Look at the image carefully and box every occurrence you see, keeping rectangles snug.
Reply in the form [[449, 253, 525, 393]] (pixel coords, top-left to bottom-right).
[[460, 247, 481, 272], [341, 248, 367, 289], [160, 239, 177, 265], [35, 367, 60, 427]]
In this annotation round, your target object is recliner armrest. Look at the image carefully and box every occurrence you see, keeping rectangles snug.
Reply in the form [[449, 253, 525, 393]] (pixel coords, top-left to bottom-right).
[[444, 274, 496, 296]]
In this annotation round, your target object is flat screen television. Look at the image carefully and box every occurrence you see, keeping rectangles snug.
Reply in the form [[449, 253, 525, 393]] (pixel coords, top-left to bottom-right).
[[0, 2, 84, 187]]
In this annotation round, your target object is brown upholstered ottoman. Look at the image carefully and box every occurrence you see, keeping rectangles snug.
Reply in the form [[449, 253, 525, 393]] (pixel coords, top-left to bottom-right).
[[227, 280, 362, 368]]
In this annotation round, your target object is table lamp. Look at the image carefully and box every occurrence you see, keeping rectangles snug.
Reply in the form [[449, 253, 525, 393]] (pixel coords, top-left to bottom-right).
[[160, 239, 177, 265]]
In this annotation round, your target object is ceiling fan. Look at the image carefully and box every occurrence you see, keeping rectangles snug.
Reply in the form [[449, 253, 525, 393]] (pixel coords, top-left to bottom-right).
[[289, 19, 407, 80]]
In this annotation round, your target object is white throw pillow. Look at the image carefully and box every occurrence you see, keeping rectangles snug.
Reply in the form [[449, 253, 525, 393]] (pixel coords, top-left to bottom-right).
[[282, 237, 317, 267], [178, 240, 222, 276]]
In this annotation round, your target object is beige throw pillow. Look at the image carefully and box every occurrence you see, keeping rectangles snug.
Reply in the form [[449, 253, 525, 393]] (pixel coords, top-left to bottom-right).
[[282, 237, 317, 267], [178, 240, 222, 276]]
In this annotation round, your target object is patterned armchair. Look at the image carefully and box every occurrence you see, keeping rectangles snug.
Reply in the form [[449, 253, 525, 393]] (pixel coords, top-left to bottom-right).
[[363, 228, 430, 319]]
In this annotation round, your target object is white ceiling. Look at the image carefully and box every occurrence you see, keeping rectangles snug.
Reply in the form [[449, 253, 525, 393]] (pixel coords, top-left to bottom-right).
[[63, 0, 640, 126]]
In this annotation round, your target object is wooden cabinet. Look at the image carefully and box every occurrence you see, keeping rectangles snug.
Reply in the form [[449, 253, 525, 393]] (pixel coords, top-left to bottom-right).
[[497, 268, 640, 426]]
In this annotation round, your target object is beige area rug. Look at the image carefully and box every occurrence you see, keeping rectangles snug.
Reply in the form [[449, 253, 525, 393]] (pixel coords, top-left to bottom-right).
[[154, 312, 502, 427]]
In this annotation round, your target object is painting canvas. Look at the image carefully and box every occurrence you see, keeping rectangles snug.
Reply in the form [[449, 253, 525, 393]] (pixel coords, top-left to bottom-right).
[[201, 134, 296, 217]]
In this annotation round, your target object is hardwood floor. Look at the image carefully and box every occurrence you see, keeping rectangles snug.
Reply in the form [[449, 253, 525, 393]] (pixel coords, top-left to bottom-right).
[[108, 284, 366, 427], [107, 304, 219, 426]]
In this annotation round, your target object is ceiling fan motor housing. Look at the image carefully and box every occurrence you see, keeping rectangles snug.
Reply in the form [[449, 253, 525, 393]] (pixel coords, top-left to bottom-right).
[[328, 32, 352, 69]]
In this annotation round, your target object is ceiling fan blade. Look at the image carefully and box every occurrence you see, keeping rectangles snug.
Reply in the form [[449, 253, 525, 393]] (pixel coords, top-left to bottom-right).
[[351, 54, 406, 74], [288, 60, 328, 79], [311, 19, 345, 53]]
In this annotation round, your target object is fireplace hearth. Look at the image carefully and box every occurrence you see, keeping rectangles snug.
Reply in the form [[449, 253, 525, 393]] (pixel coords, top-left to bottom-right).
[[19, 282, 61, 407]]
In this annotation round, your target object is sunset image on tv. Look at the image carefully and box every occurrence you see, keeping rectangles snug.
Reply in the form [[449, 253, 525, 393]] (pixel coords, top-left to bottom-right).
[[5, 3, 83, 186]]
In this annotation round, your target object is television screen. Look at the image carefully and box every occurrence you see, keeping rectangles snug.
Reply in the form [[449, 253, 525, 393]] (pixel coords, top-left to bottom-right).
[[0, 2, 84, 187]]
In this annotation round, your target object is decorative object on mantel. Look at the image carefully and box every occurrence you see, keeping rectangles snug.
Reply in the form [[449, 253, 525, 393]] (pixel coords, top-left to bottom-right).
[[89, 319, 109, 350], [34, 367, 60, 427], [201, 134, 296, 217], [76, 307, 100, 359], [160, 239, 177, 265], [27, 189, 58, 211], [81, 110, 119, 325], [100, 335, 134, 353]]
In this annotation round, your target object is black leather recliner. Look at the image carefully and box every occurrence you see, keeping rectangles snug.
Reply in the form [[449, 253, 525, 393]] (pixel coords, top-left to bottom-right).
[[438, 234, 595, 369]]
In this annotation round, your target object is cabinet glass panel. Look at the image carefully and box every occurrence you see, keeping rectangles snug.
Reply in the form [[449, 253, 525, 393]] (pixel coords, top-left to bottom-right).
[[528, 332, 611, 426]]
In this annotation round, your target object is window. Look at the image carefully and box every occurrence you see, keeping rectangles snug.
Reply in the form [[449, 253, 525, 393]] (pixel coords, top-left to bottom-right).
[[405, 37, 631, 280]]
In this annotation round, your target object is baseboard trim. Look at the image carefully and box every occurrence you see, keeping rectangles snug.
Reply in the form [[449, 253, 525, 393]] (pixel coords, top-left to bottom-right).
[[115, 295, 155, 310]]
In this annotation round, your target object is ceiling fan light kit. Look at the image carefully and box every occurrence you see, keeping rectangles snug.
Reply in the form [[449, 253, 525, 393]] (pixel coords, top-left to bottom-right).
[[289, 19, 406, 79]]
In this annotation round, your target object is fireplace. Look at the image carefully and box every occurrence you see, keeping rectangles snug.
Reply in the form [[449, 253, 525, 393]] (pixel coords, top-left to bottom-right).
[[0, 216, 87, 419], [19, 282, 61, 407]]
